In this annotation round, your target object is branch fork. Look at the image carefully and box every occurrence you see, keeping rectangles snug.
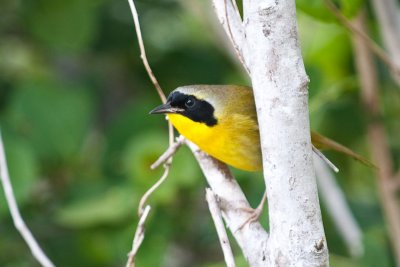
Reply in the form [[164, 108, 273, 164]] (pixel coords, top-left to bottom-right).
[[128, 0, 330, 266]]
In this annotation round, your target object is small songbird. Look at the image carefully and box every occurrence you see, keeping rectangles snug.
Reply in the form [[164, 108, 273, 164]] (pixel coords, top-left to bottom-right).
[[150, 85, 373, 171]]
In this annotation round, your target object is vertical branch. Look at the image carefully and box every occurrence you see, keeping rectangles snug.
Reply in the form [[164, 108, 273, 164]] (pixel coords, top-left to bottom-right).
[[352, 11, 400, 265], [0, 131, 55, 267], [242, 0, 328, 265], [371, 0, 400, 84], [222, 0, 249, 74], [314, 155, 364, 258]]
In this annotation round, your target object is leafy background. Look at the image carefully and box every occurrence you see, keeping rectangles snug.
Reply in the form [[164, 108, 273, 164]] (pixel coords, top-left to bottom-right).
[[0, 0, 399, 266]]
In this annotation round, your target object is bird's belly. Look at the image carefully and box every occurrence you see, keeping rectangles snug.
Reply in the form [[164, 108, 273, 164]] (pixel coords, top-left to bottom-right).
[[168, 114, 262, 171]]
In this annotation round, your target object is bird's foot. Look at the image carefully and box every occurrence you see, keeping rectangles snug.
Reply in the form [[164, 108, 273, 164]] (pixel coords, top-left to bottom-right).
[[236, 191, 267, 231]]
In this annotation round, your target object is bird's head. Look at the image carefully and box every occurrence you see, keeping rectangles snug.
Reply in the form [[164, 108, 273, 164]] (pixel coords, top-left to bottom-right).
[[149, 85, 218, 126]]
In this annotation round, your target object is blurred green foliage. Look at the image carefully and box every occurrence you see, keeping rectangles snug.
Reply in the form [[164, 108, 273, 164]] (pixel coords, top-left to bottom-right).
[[0, 0, 399, 266]]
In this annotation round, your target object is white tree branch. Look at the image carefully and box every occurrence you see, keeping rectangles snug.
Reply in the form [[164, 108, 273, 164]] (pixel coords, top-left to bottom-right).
[[187, 142, 269, 267], [0, 131, 55, 267], [314, 155, 364, 258], [130, 0, 329, 265], [211, 0, 244, 49], [205, 188, 236, 267], [242, 0, 328, 265], [211, 0, 249, 72]]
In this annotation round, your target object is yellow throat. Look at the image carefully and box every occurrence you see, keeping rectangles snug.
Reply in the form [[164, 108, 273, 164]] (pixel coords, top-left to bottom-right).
[[168, 111, 261, 171]]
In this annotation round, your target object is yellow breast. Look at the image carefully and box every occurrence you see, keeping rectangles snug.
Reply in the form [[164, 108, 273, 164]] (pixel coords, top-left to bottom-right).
[[168, 113, 262, 171]]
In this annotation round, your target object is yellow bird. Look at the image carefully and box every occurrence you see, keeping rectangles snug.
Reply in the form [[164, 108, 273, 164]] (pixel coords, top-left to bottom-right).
[[150, 85, 373, 171]]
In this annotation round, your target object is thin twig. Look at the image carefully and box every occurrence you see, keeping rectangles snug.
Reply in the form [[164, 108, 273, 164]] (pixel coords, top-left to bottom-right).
[[371, 0, 400, 84], [151, 135, 186, 170], [127, 0, 174, 147], [127, 1, 177, 261], [231, 0, 241, 19], [126, 205, 151, 267], [223, 0, 250, 74], [127, 0, 166, 103], [128, 0, 176, 215], [205, 188, 236, 267], [138, 164, 171, 216], [324, 0, 400, 78], [0, 131, 55, 267], [312, 145, 339, 173], [211, 0, 247, 74]]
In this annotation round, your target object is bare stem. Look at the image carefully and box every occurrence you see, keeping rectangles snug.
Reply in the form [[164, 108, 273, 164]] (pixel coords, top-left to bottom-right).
[[127, 0, 177, 222], [127, 0, 166, 103], [127, 1, 177, 261], [205, 188, 236, 267], [371, 0, 400, 84], [312, 145, 339, 173], [223, 0, 249, 74], [352, 11, 400, 265], [0, 131, 55, 267], [128, 0, 174, 145], [212, 0, 247, 72], [151, 135, 186, 170], [126, 205, 151, 267], [138, 165, 171, 217]]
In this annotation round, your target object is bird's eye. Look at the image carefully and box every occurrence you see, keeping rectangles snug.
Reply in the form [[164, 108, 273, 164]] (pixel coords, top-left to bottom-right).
[[185, 97, 196, 108]]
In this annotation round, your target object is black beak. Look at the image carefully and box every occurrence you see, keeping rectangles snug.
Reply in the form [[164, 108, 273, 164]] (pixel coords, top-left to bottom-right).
[[149, 102, 184, 115]]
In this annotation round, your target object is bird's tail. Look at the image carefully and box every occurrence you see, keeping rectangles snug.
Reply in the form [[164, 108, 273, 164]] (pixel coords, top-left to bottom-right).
[[311, 131, 376, 168]]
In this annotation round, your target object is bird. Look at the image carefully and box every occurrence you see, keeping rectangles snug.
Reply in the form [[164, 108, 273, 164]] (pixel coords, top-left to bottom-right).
[[150, 84, 374, 172]]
